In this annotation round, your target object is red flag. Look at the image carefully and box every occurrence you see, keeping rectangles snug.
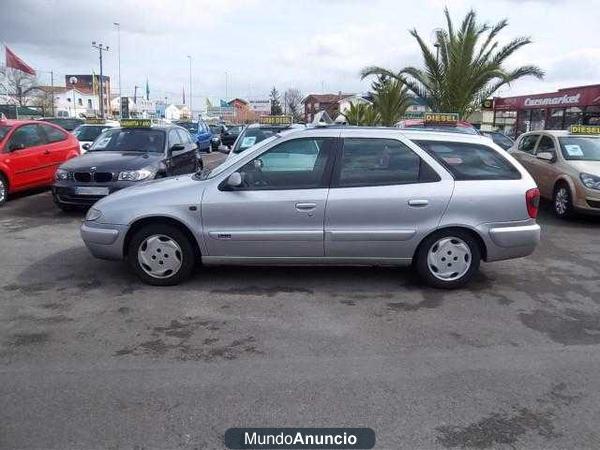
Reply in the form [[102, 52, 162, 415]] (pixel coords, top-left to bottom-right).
[[5, 45, 36, 76]]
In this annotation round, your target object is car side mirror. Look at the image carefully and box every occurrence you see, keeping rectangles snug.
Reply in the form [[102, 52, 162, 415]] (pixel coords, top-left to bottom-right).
[[82, 143, 91, 151], [226, 172, 243, 188], [536, 151, 555, 162], [168, 143, 185, 156]]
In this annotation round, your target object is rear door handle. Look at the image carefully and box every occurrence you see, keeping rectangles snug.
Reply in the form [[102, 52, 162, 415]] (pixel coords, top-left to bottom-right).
[[43, 150, 50, 155], [408, 199, 429, 207], [295, 202, 317, 211]]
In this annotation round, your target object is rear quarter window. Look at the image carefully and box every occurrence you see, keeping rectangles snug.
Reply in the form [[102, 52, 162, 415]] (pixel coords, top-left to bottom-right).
[[413, 140, 521, 181]]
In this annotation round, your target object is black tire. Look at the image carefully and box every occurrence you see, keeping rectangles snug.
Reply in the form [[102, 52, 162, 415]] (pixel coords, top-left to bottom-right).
[[552, 183, 574, 219], [0, 173, 7, 206], [414, 229, 481, 289], [127, 223, 196, 286]]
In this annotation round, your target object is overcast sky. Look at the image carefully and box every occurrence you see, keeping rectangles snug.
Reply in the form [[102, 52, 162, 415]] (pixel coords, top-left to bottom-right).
[[1, 0, 599, 107]]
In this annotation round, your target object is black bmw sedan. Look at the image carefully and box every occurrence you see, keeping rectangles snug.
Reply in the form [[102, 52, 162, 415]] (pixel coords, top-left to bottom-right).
[[52, 120, 202, 210]]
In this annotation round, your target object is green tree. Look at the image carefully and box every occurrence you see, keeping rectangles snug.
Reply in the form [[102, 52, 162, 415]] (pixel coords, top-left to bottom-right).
[[270, 87, 283, 115], [371, 77, 412, 126], [342, 102, 379, 126], [361, 8, 544, 118]]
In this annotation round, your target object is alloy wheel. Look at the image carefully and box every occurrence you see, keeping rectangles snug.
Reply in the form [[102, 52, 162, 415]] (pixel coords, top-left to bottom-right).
[[554, 187, 569, 216]]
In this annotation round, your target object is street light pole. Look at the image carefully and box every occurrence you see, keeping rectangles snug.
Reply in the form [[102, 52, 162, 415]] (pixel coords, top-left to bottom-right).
[[92, 41, 109, 118], [113, 22, 122, 119], [187, 55, 193, 118]]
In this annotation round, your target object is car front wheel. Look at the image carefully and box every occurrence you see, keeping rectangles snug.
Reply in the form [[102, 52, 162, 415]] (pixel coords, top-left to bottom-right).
[[128, 224, 196, 286], [415, 230, 481, 289]]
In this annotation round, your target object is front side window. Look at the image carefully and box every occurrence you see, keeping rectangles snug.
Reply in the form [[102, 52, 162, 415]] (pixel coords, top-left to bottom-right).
[[559, 137, 600, 161], [537, 136, 556, 153], [8, 125, 46, 150], [414, 140, 521, 180], [176, 129, 192, 145], [0, 125, 11, 142], [518, 134, 539, 154], [336, 138, 423, 187], [169, 129, 182, 147], [40, 124, 67, 143], [235, 137, 334, 190]]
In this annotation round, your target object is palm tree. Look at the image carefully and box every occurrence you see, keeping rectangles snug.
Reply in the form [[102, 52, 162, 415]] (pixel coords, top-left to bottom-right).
[[342, 102, 379, 126], [361, 8, 544, 118], [372, 78, 412, 126]]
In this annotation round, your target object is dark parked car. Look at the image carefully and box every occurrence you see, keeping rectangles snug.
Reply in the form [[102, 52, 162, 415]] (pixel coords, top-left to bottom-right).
[[209, 124, 226, 150], [220, 124, 243, 148], [39, 117, 85, 132], [52, 120, 202, 210], [481, 130, 515, 150]]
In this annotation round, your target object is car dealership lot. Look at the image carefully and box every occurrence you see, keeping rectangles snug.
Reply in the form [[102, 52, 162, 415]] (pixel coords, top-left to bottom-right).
[[1, 169, 600, 448]]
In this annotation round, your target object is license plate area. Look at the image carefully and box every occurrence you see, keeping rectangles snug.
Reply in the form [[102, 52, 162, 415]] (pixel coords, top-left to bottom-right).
[[75, 186, 109, 196]]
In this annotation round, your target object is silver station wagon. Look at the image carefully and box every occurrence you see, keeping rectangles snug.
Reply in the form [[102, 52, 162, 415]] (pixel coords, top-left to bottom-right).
[[81, 127, 541, 289]]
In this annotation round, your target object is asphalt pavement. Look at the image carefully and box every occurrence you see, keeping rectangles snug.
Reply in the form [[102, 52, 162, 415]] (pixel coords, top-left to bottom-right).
[[1, 155, 600, 449]]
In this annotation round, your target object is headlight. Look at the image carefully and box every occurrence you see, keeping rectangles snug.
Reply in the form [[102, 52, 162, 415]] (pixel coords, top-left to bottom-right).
[[85, 207, 102, 221], [580, 173, 600, 190], [55, 168, 70, 181], [118, 168, 155, 181], [211, 137, 219, 142]]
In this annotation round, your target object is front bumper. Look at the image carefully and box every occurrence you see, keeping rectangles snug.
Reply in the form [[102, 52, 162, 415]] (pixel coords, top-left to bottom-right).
[[477, 221, 541, 262], [80, 221, 128, 260], [53, 180, 137, 207]]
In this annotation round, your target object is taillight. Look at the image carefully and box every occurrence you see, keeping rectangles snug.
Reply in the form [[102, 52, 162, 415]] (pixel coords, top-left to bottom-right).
[[526, 188, 540, 218]]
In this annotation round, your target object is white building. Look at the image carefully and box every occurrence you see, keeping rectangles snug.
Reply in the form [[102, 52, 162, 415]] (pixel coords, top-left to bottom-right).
[[110, 96, 157, 118], [39, 86, 101, 118], [164, 104, 191, 121]]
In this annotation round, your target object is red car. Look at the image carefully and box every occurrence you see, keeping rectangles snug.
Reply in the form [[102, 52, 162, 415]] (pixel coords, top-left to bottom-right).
[[0, 118, 80, 205]]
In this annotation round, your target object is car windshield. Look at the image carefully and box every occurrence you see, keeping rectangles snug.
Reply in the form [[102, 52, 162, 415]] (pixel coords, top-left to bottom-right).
[[485, 132, 514, 149], [73, 125, 107, 142], [559, 136, 600, 161], [232, 127, 283, 153], [229, 125, 243, 134], [209, 125, 223, 134], [175, 122, 199, 133], [197, 135, 280, 180], [88, 128, 165, 153], [0, 125, 10, 141]]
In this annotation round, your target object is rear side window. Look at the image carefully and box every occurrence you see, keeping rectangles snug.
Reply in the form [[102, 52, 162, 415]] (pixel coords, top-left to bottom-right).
[[518, 134, 539, 154], [414, 140, 521, 181], [336, 138, 439, 187], [40, 124, 67, 143]]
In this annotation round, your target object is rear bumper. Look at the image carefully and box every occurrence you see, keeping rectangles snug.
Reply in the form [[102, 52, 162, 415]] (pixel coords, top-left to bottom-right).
[[477, 221, 541, 262], [80, 222, 127, 260]]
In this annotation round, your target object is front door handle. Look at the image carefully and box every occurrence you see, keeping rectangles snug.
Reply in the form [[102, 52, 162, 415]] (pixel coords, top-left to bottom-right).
[[408, 199, 429, 207], [43, 149, 50, 155], [295, 202, 317, 211]]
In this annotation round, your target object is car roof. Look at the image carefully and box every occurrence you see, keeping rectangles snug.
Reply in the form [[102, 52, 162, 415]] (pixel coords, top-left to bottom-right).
[[520, 130, 600, 138], [281, 125, 495, 144], [0, 119, 41, 127]]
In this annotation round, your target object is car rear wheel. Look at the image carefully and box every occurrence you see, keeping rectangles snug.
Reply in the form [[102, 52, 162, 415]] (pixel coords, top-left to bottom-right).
[[127, 224, 195, 286], [415, 230, 481, 289], [553, 184, 573, 219], [0, 174, 7, 206]]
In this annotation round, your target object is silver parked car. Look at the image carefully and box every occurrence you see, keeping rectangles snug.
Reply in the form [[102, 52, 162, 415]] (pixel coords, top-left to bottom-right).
[[81, 127, 541, 289]]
